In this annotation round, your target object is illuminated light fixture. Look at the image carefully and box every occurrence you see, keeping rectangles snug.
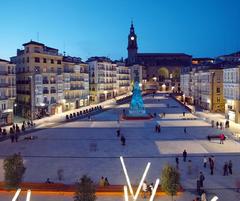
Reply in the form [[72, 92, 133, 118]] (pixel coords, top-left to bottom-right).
[[12, 189, 21, 201], [149, 179, 160, 201], [26, 190, 31, 201], [120, 156, 134, 197], [133, 162, 151, 200], [124, 185, 129, 201], [211, 196, 219, 201], [120, 156, 151, 200]]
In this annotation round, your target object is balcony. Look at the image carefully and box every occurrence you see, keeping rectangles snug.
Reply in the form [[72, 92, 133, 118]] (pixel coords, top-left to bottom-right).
[[0, 96, 8, 100], [0, 71, 8, 75], [16, 90, 31, 95], [16, 80, 30, 84], [119, 83, 130, 87], [50, 89, 57, 93], [50, 80, 56, 84], [70, 86, 85, 90], [0, 83, 9, 87]]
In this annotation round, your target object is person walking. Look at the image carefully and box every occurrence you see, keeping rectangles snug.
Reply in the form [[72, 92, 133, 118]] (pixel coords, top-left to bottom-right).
[[223, 162, 228, 176], [203, 156, 207, 168], [120, 135, 126, 146], [199, 172, 205, 188], [201, 191, 207, 201], [220, 122, 223, 130], [158, 124, 161, 133], [228, 160, 233, 175], [9, 127, 14, 143], [175, 156, 179, 169], [183, 150, 187, 162], [184, 127, 187, 134], [142, 181, 148, 198], [210, 159, 214, 175], [99, 176, 105, 186], [216, 121, 219, 128], [116, 128, 120, 137]]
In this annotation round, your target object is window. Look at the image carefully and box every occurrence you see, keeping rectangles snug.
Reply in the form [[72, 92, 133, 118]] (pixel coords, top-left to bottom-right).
[[26, 47, 29, 53], [51, 67, 54, 73], [35, 66, 40, 73], [57, 60, 61, 64], [51, 59, 54, 64], [43, 58, 47, 63], [27, 57, 29, 63], [35, 57, 40, 63], [217, 97, 220, 103], [216, 88, 220, 93]]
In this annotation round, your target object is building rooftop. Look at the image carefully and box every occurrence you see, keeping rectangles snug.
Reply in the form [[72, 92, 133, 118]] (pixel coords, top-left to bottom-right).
[[137, 53, 192, 57], [86, 56, 112, 63], [0, 58, 9, 63]]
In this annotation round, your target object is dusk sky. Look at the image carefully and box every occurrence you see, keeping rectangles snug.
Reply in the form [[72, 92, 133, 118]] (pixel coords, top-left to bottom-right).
[[0, 0, 240, 61]]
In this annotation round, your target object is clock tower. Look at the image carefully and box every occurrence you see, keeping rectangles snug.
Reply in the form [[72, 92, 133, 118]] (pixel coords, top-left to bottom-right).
[[127, 21, 138, 65]]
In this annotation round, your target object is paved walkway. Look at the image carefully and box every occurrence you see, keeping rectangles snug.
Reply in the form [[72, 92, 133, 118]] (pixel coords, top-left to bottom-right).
[[0, 93, 240, 201]]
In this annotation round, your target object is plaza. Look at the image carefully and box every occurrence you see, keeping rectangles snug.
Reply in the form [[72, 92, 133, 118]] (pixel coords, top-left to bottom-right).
[[0, 94, 240, 200]]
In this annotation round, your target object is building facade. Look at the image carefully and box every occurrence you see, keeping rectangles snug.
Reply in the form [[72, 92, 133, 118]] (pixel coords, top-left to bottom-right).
[[223, 65, 240, 123], [126, 22, 192, 90], [115, 61, 131, 95], [88, 57, 117, 103], [11, 41, 89, 119], [62, 56, 89, 110], [0, 59, 16, 126]]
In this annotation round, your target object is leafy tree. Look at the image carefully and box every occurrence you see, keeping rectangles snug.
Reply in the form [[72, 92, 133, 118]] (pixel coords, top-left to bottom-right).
[[3, 153, 26, 188], [74, 175, 96, 201], [161, 164, 180, 201]]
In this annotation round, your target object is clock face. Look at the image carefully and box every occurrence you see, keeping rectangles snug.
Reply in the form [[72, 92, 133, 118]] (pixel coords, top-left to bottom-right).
[[131, 36, 135, 41]]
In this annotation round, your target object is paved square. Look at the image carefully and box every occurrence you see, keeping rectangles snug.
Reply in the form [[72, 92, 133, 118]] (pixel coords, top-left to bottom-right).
[[0, 93, 240, 201]]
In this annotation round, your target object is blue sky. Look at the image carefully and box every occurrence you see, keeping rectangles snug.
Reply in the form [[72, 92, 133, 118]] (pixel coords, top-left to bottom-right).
[[0, 0, 240, 61]]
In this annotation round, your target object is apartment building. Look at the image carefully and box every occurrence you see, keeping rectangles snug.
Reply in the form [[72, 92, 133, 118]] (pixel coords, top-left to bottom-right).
[[62, 56, 89, 110], [115, 61, 131, 95], [223, 64, 240, 123], [0, 59, 16, 126], [87, 57, 117, 103]]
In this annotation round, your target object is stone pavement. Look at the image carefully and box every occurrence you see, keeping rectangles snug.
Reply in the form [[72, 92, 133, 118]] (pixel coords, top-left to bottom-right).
[[0, 93, 240, 201]]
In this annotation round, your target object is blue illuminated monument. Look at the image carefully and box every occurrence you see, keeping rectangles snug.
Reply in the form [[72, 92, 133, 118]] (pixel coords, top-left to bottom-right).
[[123, 81, 152, 120], [128, 81, 147, 116]]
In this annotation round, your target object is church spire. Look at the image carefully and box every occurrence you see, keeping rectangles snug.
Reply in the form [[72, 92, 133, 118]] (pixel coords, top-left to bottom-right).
[[127, 21, 138, 65]]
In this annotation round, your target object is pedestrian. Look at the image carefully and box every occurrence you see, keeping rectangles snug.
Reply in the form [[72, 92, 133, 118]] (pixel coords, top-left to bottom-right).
[[154, 113, 157, 118], [188, 160, 192, 175], [21, 124, 25, 132], [175, 156, 179, 169], [211, 120, 214, 128], [183, 149, 187, 162], [163, 112, 165, 117], [155, 124, 158, 133], [158, 124, 161, 133], [201, 191, 207, 201], [14, 132, 19, 142], [13, 124, 16, 131], [223, 162, 228, 176], [148, 183, 154, 195], [220, 122, 223, 130], [199, 172, 205, 187], [220, 134, 225, 144], [99, 176, 105, 186], [184, 127, 187, 134], [9, 127, 14, 143], [116, 128, 120, 137], [228, 160, 232, 175], [203, 156, 207, 168], [104, 177, 110, 186], [183, 111, 185, 116], [142, 180, 148, 198], [216, 121, 219, 128], [120, 135, 126, 146]]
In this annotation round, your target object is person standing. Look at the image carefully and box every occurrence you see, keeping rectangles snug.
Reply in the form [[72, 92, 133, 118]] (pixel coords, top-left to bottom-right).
[[99, 176, 105, 186], [183, 150, 187, 162], [223, 162, 228, 176], [216, 121, 219, 128], [228, 160, 233, 175], [116, 128, 120, 137], [104, 177, 110, 186], [175, 156, 179, 169], [201, 191, 207, 201], [158, 124, 161, 133], [203, 156, 207, 168], [184, 127, 187, 134], [199, 172, 205, 188], [120, 135, 126, 146], [210, 159, 214, 175], [9, 127, 15, 143]]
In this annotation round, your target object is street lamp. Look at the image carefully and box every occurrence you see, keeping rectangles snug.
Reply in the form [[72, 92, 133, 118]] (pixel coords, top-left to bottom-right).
[[14, 103, 17, 115]]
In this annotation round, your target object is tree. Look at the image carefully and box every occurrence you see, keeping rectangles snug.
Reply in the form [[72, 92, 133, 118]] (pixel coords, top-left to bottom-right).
[[3, 153, 26, 188], [74, 175, 96, 201], [161, 164, 180, 201]]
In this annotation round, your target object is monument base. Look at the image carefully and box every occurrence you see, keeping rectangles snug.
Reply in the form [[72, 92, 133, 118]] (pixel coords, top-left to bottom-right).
[[121, 113, 153, 120]]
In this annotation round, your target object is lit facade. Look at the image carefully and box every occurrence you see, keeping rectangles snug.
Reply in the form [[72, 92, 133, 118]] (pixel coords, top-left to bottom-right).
[[223, 66, 240, 123], [88, 57, 117, 103], [62, 56, 89, 110], [0, 59, 16, 126], [116, 61, 131, 95]]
